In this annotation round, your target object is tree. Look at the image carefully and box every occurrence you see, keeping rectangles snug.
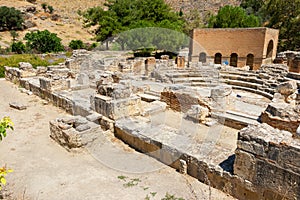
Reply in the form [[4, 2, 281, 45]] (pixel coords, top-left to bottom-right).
[[0, 6, 24, 31], [69, 40, 84, 50], [24, 30, 64, 53], [81, 0, 186, 52], [208, 5, 260, 28], [240, 0, 265, 15], [11, 41, 26, 54], [261, 0, 300, 51]]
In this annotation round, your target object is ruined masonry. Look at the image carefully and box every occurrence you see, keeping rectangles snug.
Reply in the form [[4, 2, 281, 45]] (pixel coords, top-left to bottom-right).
[[5, 49, 300, 199]]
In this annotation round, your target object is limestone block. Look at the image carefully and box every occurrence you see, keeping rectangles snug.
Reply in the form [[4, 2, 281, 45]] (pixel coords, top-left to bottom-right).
[[276, 80, 297, 96], [77, 73, 89, 85], [9, 102, 27, 110], [19, 62, 33, 70], [234, 149, 257, 182], [210, 85, 232, 99]]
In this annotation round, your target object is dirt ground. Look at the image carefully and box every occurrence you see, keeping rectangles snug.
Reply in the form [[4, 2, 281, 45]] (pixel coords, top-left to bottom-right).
[[0, 79, 235, 200]]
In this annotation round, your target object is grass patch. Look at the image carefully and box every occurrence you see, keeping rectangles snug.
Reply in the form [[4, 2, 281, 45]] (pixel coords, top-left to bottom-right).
[[0, 54, 65, 78]]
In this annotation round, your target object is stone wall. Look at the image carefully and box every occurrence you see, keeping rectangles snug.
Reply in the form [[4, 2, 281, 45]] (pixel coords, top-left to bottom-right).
[[115, 121, 300, 200], [161, 87, 211, 113], [234, 123, 300, 199]]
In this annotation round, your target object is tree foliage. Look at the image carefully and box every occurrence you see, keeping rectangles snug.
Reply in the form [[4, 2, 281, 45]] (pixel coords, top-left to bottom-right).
[[69, 39, 84, 50], [24, 30, 64, 53], [241, 0, 300, 51], [0, 6, 24, 31], [11, 41, 26, 54], [81, 0, 186, 52], [208, 5, 260, 28]]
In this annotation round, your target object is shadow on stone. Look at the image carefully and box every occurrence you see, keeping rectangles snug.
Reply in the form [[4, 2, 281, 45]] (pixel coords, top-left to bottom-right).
[[219, 154, 235, 174]]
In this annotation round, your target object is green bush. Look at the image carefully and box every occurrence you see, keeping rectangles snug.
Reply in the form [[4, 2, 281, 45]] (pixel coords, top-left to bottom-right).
[[24, 30, 64, 53], [69, 39, 84, 50], [41, 3, 47, 11], [48, 5, 54, 14], [11, 42, 26, 54], [0, 6, 24, 31]]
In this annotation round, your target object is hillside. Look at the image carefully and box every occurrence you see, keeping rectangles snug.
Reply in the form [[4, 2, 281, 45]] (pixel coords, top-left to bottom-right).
[[0, 0, 240, 48], [0, 0, 105, 47]]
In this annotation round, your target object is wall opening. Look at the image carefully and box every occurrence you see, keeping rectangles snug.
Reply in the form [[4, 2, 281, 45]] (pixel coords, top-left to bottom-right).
[[199, 52, 207, 63], [267, 40, 274, 58], [214, 53, 222, 64], [246, 54, 254, 70], [230, 53, 238, 67]]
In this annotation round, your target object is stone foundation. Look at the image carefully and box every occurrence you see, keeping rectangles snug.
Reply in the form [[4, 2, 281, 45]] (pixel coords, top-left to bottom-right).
[[49, 116, 101, 150]]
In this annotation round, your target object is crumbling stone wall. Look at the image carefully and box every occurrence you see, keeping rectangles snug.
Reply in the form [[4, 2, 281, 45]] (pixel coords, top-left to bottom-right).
[[234, 123, 300, 199], [161, 87, 211, 113]]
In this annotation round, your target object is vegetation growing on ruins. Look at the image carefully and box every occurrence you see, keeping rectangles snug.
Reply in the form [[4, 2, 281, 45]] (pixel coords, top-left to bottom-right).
[[81, 0, 186, 53], [0, 6, 24, 31], [0, 54, 65, 77]]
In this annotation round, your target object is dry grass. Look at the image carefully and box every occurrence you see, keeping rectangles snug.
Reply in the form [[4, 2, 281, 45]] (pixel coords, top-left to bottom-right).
[[0, 0, 105, 47]]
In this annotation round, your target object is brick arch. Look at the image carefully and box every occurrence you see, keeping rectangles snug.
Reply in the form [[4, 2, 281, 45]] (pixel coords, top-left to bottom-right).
[[246, 53, 254, 70], [266, 40, 274, 58], [230, 53, 238, 67], [199, 52, 207, 63], [214, 53, 222, 64]]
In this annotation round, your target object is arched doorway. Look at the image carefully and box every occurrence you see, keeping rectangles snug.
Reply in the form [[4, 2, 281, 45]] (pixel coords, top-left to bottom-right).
[[266, 40, 274, 58], [246, 54, 254, 70], [199, 52, 207, 63], [230, 53, 238, 67], [214, 53, 222, 64]]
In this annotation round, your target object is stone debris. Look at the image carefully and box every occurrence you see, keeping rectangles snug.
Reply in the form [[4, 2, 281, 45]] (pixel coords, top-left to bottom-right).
[[9, 102, 27, 110]]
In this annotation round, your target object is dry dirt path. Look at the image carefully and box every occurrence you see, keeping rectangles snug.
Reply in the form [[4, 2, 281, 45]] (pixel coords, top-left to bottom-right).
[[0, 79, 235, 200]]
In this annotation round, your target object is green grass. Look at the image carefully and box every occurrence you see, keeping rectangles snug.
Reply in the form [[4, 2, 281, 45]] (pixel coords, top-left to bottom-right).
[[0, 54, 65, 78]]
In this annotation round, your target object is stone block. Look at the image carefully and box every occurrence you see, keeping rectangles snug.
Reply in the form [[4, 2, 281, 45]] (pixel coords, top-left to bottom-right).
[[9, 102, 27, 110]]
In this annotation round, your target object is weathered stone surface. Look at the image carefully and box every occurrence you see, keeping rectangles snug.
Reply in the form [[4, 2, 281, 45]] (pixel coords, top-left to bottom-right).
[[234, 123, 300, 199], [185, 104, 209, 123], [9, 102, 27, 110], [75, 124, 91, 132], [276, 80, 297, 96], [261, 102, 300, 135], [49, 118, 100, 150], [210, 85, 232, 99], [19, 62, 33, 70]]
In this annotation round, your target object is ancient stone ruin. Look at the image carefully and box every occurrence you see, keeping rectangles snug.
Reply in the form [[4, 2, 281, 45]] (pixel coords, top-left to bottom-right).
[[4, 49, 300, 199]]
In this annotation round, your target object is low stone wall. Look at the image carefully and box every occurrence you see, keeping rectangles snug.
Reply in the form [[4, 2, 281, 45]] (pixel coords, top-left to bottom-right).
[[49, 116, 100, 150]]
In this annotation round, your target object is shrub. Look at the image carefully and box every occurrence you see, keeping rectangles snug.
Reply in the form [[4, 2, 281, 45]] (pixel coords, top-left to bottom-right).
[[41, 3, 47, 11], [24, 30, 64, 53], [47, 5, 54, 14], [69, 39, 84, 50], [0, 6, 24, 31], [11, 41, 26, 54]]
